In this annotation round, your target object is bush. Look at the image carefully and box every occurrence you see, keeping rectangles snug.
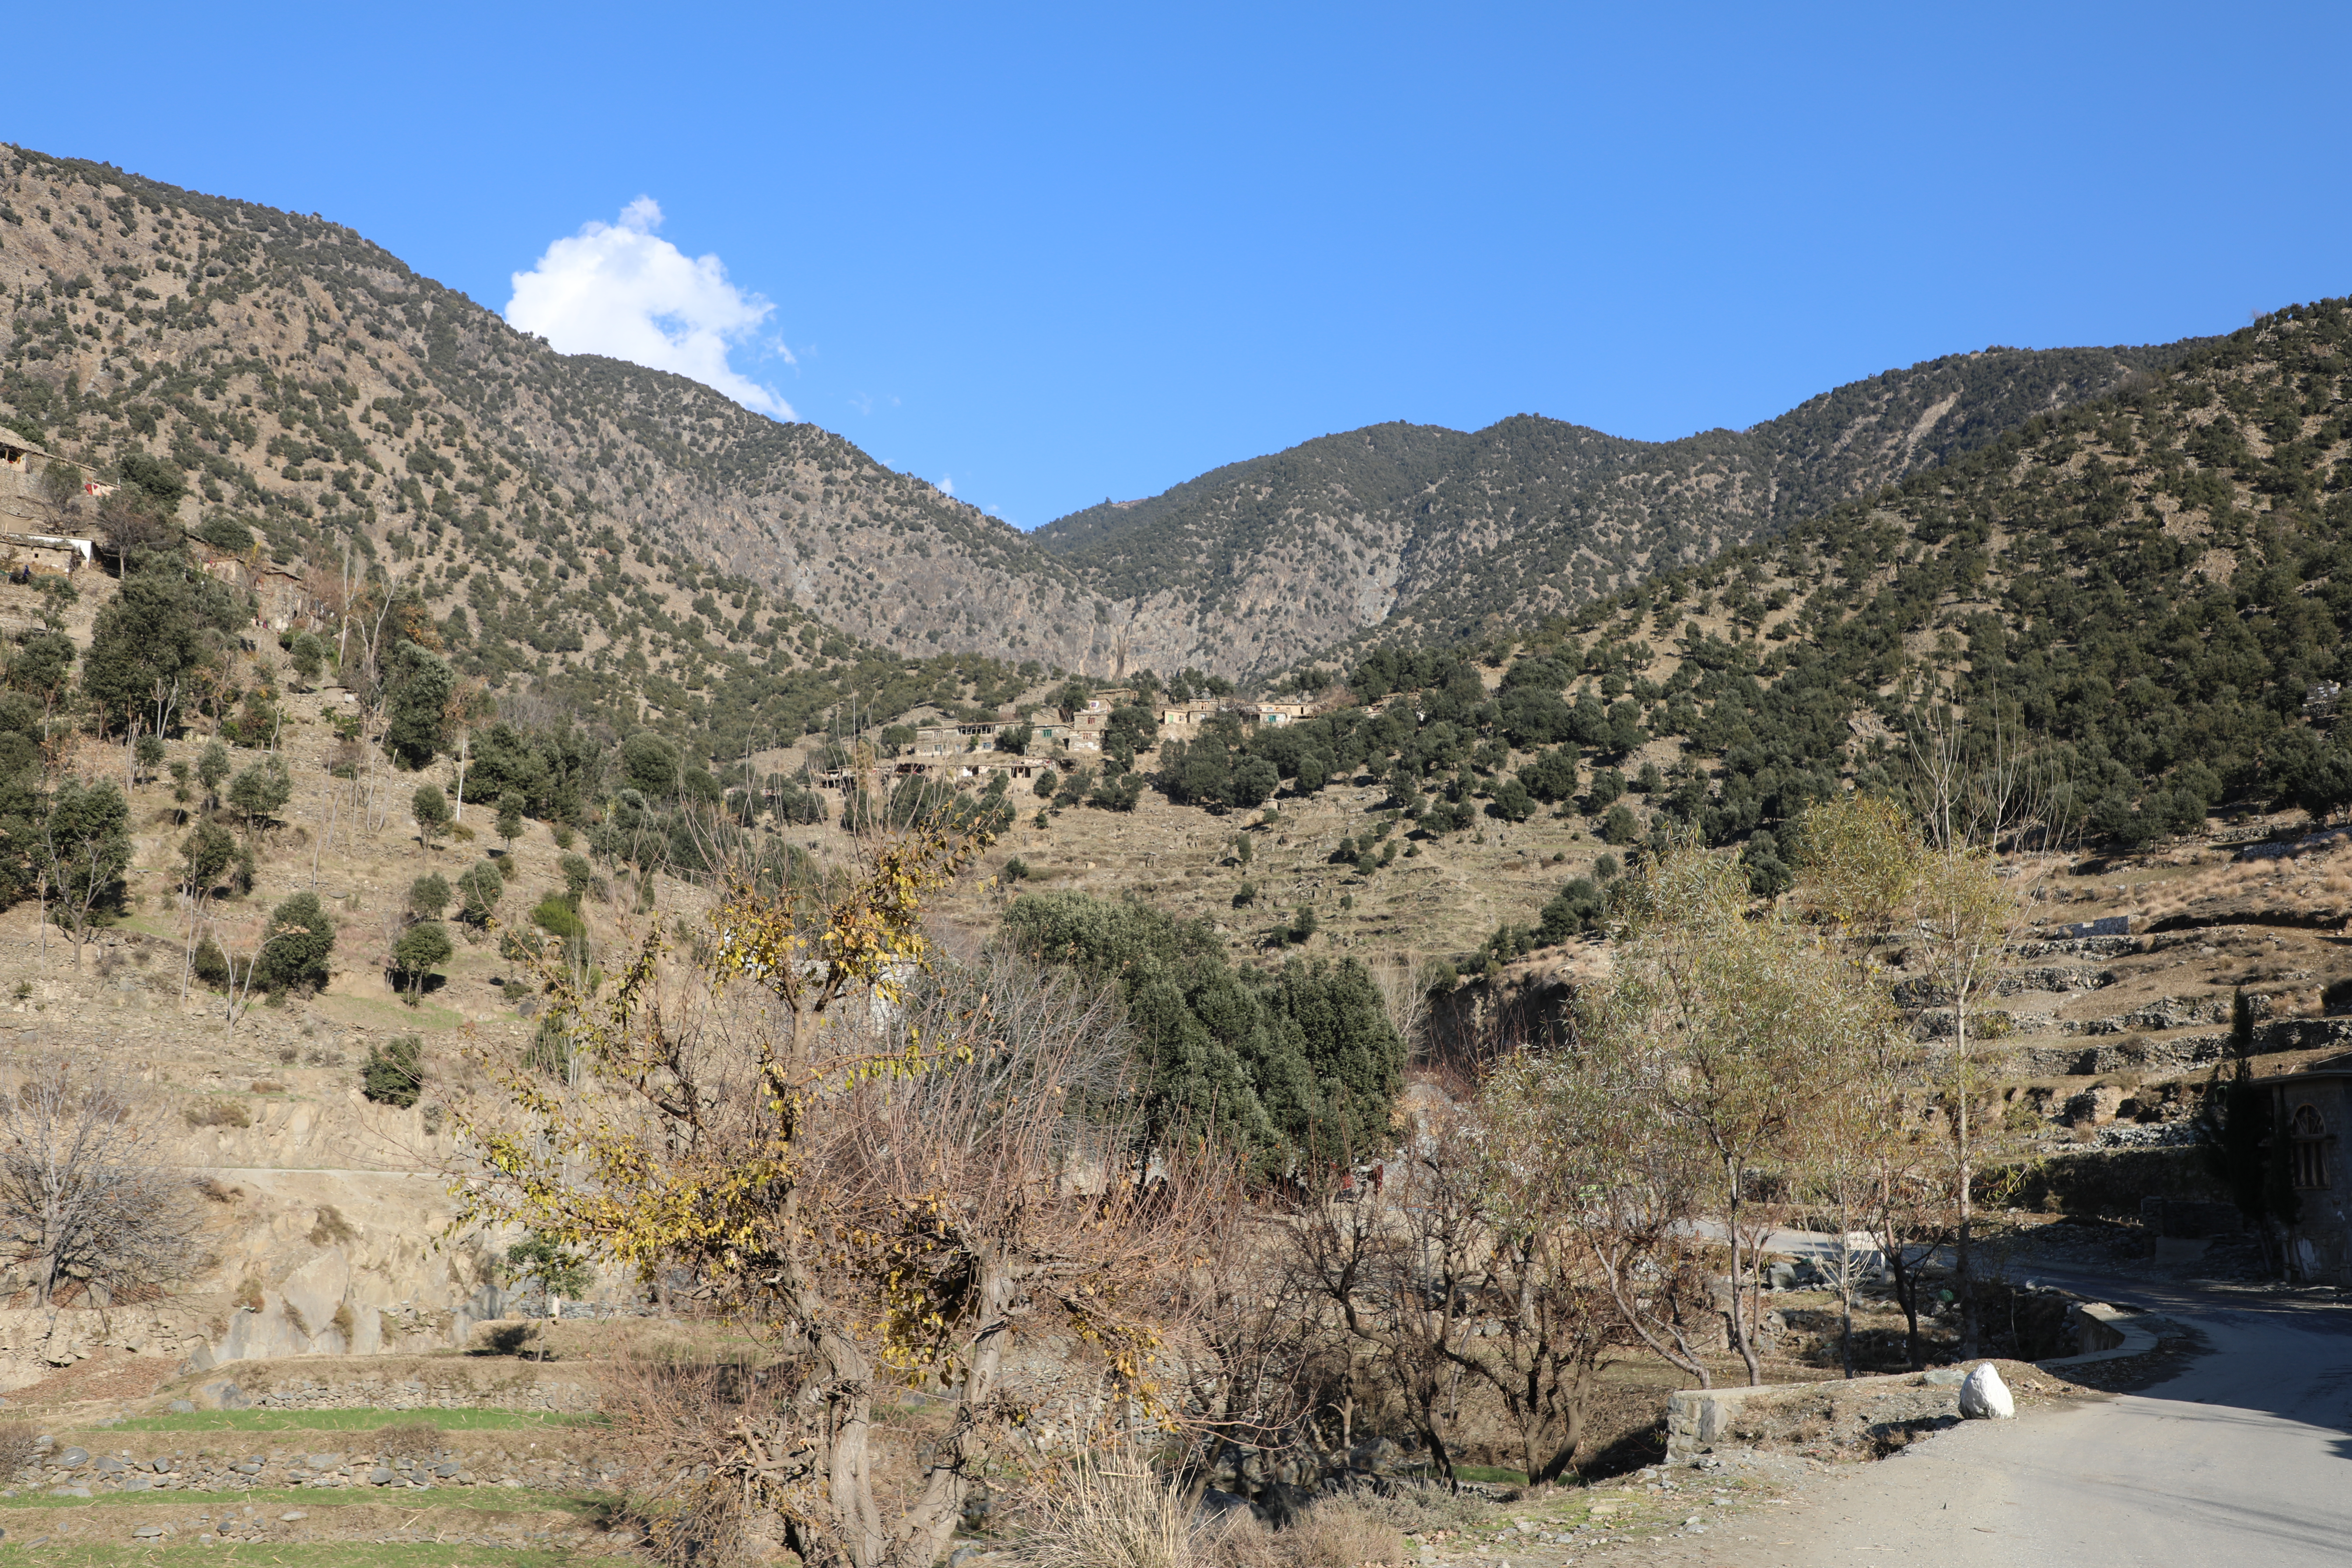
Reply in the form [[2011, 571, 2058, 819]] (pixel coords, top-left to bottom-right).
[[408, 872, 451, 919], [558, 853, 596, 902], [361, 1036, 425, 1108], [1019, 1455, 1198, 1568], [455, 859, 504, 926], [530, 894, 586, 943], [183, 1098, 253, 1129], [191, 935, 233, 989]]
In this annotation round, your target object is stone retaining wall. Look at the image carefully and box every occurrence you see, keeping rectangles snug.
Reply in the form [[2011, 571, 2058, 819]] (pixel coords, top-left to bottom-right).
[[187, 1358, 598, 1414], [1664, 1304, 2152, 1462]]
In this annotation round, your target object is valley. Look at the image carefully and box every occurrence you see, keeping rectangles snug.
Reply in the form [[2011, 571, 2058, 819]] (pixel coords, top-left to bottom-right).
[[1, 140, 2350, 1568]]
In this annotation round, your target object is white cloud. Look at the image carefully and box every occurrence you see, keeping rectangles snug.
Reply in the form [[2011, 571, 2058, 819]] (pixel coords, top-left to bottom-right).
[[506, 198, 793, 419], [938, 473, 955, 496]]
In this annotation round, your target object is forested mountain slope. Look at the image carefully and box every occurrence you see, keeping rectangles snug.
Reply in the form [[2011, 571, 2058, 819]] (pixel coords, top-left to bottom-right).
[[1040, 341, 2207, 668], [0, 144, 1135, 758], [1469, 295, 2352, 896], [1054, 299, 2349, 976]]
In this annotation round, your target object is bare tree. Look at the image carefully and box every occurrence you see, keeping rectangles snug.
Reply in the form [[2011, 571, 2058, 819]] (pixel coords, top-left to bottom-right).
[[1288, 1087, 1680, 1486], [452, 835, 1225, 1568], [0, 1060, 203, 1308]]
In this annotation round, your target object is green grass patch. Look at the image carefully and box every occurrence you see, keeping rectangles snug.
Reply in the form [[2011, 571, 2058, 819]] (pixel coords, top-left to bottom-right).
[[105, 1408, 608, 1434], [0, 1488, 614, 1517], [0, 1547, 588, 1567]]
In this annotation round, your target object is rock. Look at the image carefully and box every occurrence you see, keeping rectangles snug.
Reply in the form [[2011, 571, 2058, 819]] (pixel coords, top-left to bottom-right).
[[50, 1485, 92, 1498], [94, 1457, 126, 1474], [134, 1525, 168, 1539], [369, 1466, 396, 1485], [123, 1475, 152, 1492], [168, 1400, 196, 1414], [278, 1511, 308, 1522], [1959, 1363, 2016, 1419], [2065, 1085, 2128, 1127], [432, 1462, 461, 1477], [1921, 1366, 1966, 1386], [306, 1454, 343, 1471]]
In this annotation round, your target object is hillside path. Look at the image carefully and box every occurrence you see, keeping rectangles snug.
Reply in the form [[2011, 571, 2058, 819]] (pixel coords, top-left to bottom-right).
[[1707, 1272, 2352, 1568]]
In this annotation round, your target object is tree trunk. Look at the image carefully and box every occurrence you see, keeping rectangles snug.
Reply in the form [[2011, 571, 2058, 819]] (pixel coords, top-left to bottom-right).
[[1955, 1000, 1977, 1359], [1725, 1166, 1762, 1386], [884, 1259, 1013, 1567]]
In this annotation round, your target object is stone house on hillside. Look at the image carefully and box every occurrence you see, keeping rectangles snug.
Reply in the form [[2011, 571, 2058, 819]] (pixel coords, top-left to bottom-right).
[[1064, 688, 1134, 753], [2256, 1056, 2352, 1283], [0, 428, 109, 541], [912, 710, 1066, 759]]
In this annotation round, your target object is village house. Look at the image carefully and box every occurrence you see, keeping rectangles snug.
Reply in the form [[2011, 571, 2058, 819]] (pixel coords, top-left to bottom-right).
[[1, 429, 110, 543], [1245, 698, 1314, 726], [0, 531, 93, 577], [912, 709, 1066, 758], [2256, 1056, 2352, 1283], [1062, 687, 1135, 753]]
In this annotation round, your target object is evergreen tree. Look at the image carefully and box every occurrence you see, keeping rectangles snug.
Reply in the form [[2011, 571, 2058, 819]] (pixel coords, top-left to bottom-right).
[[2195, 989, 2300, 1272], [383, 642, 455, 768], [259, 891, 335, 992]]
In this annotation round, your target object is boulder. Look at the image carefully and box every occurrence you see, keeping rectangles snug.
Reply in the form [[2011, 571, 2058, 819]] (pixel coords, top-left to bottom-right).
[[1959, 1363, 2015, 1419]]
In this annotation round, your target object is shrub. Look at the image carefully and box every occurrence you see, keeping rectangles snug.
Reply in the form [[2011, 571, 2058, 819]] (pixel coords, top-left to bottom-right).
[[455, 859, 504, 926], [558, 853, 598, 903], [408, 871, 451, 919], [531, 894, 586, 943], [0, 1421, 38, 1483], [524, 1015, 571, 1078], [1020, 1454, 1198, 1568], [361, 1036, 425, 1108], [191, 935, 234, 989], [183, 1098, 253, 1129]]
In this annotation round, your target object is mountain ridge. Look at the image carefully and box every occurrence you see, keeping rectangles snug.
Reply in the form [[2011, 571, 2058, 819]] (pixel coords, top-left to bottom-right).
[[0, 142, 2226, 710]]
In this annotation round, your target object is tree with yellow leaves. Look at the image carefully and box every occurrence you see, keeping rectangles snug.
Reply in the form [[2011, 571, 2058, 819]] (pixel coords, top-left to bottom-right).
[[453, 826, 1224, 1568]]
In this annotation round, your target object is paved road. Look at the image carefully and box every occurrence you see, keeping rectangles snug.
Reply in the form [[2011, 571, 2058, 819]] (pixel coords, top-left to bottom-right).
[[1731, 1271, 2352, 1568]]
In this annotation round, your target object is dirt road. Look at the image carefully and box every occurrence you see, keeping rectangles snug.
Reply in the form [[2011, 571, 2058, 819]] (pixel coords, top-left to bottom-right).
[[1710, 1274, 2352, 1568]]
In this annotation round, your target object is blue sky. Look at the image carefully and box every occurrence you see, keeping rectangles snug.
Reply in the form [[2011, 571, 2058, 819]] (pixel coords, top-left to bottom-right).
[[7, 4, 2347, 527]]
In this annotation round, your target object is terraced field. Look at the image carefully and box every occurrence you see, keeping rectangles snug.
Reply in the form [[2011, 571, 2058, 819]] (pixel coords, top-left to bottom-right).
[[2, 1396, 639, 1563]]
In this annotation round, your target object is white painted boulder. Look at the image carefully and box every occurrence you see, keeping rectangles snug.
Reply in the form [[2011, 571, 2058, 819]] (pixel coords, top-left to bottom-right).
[[1959, 1362, 2015, 1420]]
